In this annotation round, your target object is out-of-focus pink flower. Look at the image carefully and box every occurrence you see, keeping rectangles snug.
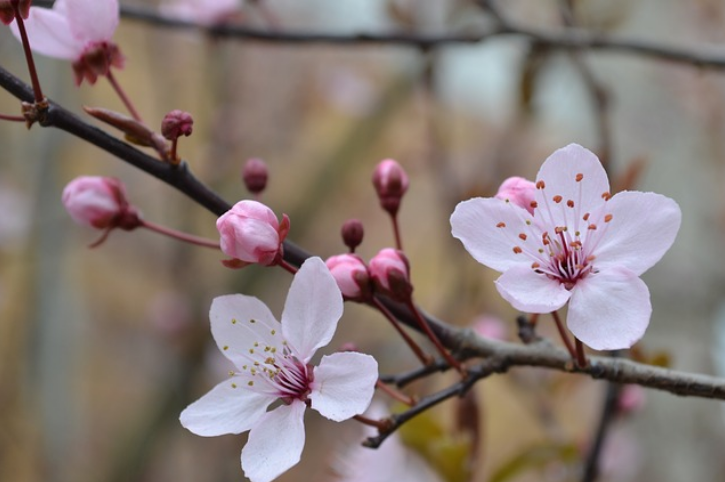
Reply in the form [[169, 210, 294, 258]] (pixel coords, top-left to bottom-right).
[[451, 144, 682, 350], [369, 248, 411, 300], [10, 0, 123, 85], [472, 315, 507, 341], [331, 401, 444, 482], [180, 258, 378, 482], [159, 0, 240, 26], [617, 384, 646, 415], [325, 254, 370, 300], [495, 176, 536, 215], [0, 0, 31, 25], [62, 176, 139, 230], [216, 200, 289, 267], [372, 159, 409, 216]]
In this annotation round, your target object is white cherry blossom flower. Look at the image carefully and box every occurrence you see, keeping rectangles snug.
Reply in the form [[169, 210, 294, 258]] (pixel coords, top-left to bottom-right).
[[450, 144, 681, 350], [180, 257, 378, 482]]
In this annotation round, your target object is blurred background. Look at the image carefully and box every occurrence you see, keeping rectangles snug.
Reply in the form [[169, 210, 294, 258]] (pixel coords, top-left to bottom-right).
[[1, 0, 725, 481]]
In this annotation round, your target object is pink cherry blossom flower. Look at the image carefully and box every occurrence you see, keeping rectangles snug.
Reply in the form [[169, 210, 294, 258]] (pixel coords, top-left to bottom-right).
[[10, 0, 123, 85], [62, 176, 139, 230], [180, 257, 378, 482], [495, 176, 536, 215], [450, 144, 681, 350], [325, 254, 370, 300], [216, 200, 289, 267], [159, 0, 240, 26]]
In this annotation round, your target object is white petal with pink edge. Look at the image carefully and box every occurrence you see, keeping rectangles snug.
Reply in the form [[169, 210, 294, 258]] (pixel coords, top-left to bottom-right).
[[65, 0, 119, 43], [567, 267, 652, 350], [210, 294, 281, 369], [11, 6, 79, 59], [451, 197, 534, 273], [591, 191, 681, 276], [281, 257, 343, 361], [310, 352, 378, 422], [179, 378, 271, 437], [534, 144, 610, 227], [242, 401, 307, 482], [495, 266, 571, 313]]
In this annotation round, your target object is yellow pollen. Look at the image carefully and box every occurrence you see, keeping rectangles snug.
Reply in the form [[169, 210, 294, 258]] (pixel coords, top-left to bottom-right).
[[231, 383, 237, 389], [231, 319, 237, 324], [271, 329, 276, 335], [525, 220, 532, 225], [250, 319, 256, 324], [223, 345, 229, 351], [228, 370, 235, 376], [249, 348, 254, 354], [248, 381, 254, 386], [254, 342, 259, 347], [538, 248, 544, 253]]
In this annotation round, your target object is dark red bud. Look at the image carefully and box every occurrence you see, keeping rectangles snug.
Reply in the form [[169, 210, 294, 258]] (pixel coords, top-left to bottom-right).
[[242, 158, 269, 195], [161, 110, 194, 140], [341, 218, 364, 252]]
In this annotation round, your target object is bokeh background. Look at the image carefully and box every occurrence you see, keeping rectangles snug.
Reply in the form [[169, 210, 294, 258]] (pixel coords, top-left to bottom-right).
[[1, 0, 725, 481]]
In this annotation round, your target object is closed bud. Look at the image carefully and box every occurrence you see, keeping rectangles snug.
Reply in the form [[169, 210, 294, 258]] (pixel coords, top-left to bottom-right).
[[325, 254, 371, 300], [216, 200, 288, 267], [62, 176, 140, 230], [369, 248, 412, 301], [341, 218, 364, 252], [372, 159, 409, 216], [242, 158, 269, 195], [0, 0, 31, 25], [495, 176, 536, 215], [161, 109, 194, 140]]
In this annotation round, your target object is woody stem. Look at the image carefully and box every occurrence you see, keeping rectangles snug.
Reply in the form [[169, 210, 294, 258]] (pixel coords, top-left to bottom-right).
[[12, 3, 44, 103], [372, 298, 432, 366], [551, 310, 578, 361]]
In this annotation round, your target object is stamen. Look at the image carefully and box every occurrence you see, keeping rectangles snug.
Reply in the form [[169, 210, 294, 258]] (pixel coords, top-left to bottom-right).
[[604, 214, 613, 223], [519, 233, 527, 240], [496, 222, 506, 228], [536, 180, 545, 189], [575, 173, 583, 182], [553, 195, 562, 203]]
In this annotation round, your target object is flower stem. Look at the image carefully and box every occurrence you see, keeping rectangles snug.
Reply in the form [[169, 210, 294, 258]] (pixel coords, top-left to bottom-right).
[[551, 310, 578, 361], [391, 214, 403, 250], [353, 414, 392, 431], [106, 70, 143, 123], [372, 297, 433, 366], [0, 113, 26, 122], [575, 338, 588, 368], [376, 380, 415, 406], [277, 258, 298, 274], [405, 300, 466, 376], [12, 3, 45, 103], [140, 219, 220, 249]]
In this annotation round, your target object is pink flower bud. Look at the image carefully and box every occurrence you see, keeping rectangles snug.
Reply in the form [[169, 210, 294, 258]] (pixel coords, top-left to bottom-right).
[[216, 200, 289, 266], [369, 248, 412, 301], [617, 384, 646, 416], [494, 176, 536, 215], [341, 218, 364, 252], [0, 0, 31, 25], [161, 110, 194, 140], [242, 158, 269, 195], [325, 254, 370, 300], [372, 159, 409, 216], [62, 176, 139, 230]]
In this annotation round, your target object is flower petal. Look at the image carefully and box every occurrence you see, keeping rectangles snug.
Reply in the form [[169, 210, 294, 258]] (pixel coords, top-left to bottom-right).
[[495, 266, 571, 313], [591, 191, 681, 276], [451, 197, 535, 272], [309, 352, 378, 422], [10, 4, 80, 59], [179, 377, 271, 436], [210, 294, 282, 369], [567, 267, 652, 350], [281, 257, 343, 361], [534, 144, 610, 228], [242, 401, 306, 482], [65, 0, 119, 43]]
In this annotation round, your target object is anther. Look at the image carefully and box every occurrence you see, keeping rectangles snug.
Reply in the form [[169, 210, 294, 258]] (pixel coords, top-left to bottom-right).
[[588, 224, 597, 230], [583, 213, 590, 221], [531, 262, 540, 269], [576, 173, 583, 182], [496, 222, 506, 228], [567, 200, 574, 208], [536, 180, 545, 189], [530, 201, 538, 209], [513, 246, 523, 254], [604, 214, 613, 223], [519, 233, 527, 240], [553, 195, 562, 203], [601, 191, 611, 201], [223, 345, 229, 351]]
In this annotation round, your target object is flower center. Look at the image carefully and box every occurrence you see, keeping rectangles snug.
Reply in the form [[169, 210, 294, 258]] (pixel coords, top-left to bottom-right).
[[498, 172, 614, 290]]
